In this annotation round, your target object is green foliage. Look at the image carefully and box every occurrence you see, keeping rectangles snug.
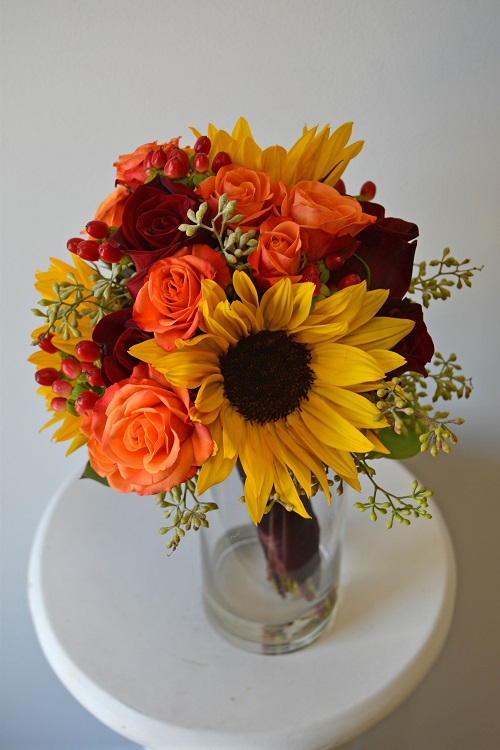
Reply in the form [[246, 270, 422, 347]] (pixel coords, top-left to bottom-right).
[[179, 193, 258, 272], [409, 247, 482, 308], [156, 475, 218, 554], [373, 359, 469, 461], [31, 257, 134, 342], [81, 461, 110, 486], [354, 458, 433, 528]]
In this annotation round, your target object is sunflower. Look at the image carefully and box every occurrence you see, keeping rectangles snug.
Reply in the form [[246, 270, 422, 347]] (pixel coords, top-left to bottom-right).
[[191, 117, 363, 187], [29, 255, 99, 452], [130, 273, 413, 524]]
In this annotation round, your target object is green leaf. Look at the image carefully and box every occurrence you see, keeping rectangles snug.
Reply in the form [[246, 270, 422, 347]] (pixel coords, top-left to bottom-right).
[[81, 461, 109, 486], [378, 424, 423, 459]]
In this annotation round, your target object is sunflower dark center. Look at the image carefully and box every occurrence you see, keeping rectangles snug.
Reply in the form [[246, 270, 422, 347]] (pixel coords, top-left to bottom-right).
[[219, 330, 314, 425]]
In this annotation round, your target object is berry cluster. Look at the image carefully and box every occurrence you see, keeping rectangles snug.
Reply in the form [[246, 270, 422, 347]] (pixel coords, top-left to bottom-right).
[[143, 136, 231, 183], [67, 220, 123, 264], [35, 338, 104, 415]]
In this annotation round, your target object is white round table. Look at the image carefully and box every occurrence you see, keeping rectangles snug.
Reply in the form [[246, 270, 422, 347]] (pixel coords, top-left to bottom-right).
[[28, 461, 456, 750]]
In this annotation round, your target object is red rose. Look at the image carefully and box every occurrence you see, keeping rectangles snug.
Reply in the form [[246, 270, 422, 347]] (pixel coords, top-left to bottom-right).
[[378, 298, 434, 376], [328, 204, 418, 299], [111, 176, 200, 273], [93, 308, 153, 386]]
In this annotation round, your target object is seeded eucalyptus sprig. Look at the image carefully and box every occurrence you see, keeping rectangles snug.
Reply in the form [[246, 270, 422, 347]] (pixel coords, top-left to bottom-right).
[[399, 352, 473, 405], [354, 457, 433, 528], [409, 247, 482, 308], [31, 256, 134, 341], [179, 193, 258, 271], [156, 475, 218, 555], [373, 375, 465, 457]]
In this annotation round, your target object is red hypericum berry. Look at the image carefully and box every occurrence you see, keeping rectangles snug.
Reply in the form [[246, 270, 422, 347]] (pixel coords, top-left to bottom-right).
[[164, 156, 189, 180], [193, 152, 209, 173], [52, 379, 73, 398], [83, 363, 104, 387], [360, 181, 376, 201], [301, 264, 321, 294], [75, 340, 101, 363], [85, 220, 109, 240], [60, 357, 82, 380], [194, 135, 211, 154], [76, 240, 100, 262], [35, 367, 59, 386], [51, 397, 67, 413], [151, 148, 167, 169], [67, 237, 82, 255], [334, 179, 346, 195], [98, 241, 123, 263], [170, 148, 190, 170], [301, 263, 320, 280], [211, 151, 231, 173], [143, 150, 154, 170], [75, 390, 100, 415], [324, 253, 346, 271], [338, 273, 362, 290], [37, 333, 58, 354]]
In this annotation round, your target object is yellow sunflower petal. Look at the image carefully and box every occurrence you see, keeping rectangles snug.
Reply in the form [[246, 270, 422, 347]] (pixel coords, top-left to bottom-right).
[[232, 270, 259, 312], [194, 373, 225, 418], [367, 349, 408, 374], [197, 419, 237, 496], [338, 316, 415, 351], [313, 384, 382, 429], [288, 412, 362, 491], [300, 395, 375, 453], [221, 404, 244, 459], [312, 122, 353, 180], [266, 422, 312, 498], [272, 461, 310, 519], [66, 431, 89, 455], [312, 343, 386, 386], [274, 421, 331, 501], [260, 145, 287, 181], [239, 423, 274, 523], [259, 277, 294, 330]]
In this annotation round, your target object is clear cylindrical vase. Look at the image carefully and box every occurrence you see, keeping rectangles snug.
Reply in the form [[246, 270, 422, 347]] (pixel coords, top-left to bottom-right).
[[201, 469, 348, 654]]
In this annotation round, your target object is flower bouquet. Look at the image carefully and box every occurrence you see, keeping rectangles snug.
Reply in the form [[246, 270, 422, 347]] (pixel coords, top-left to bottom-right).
[[30, 118, 477, 651]]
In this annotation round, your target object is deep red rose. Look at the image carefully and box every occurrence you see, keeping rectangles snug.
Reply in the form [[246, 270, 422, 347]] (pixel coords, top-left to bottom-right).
[[378, 298, 434, 376], [328, 203, 418, 299], [110, 176, 200, 273], [93, 308, 153, 386]]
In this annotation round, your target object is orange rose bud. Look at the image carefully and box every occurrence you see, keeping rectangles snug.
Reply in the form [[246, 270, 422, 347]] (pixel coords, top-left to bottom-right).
[[282, 181, 376, 261], [133, 244, 230, 351], [197, 165, 283, 231], [248, 217, 303, 289]]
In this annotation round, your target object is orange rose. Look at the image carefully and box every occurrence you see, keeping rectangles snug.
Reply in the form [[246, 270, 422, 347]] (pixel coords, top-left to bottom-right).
[[114, 138, 180, 190], [86, 363, 213, 495], [197, 165, 283, 230], [132, 244, 230, 351], [93, 185, 130, 228], [248, 217, 303, 289], [282, 181, 376, 260]]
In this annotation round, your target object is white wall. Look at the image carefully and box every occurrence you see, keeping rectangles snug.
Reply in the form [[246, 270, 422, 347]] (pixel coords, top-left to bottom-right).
[[1, 0, 499, 748]]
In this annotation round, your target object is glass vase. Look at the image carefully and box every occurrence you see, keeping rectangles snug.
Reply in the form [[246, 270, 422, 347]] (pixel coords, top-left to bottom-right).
[[200, 469, 348, 655]]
